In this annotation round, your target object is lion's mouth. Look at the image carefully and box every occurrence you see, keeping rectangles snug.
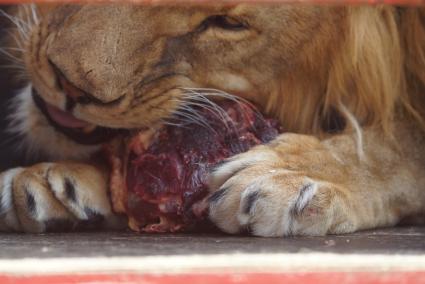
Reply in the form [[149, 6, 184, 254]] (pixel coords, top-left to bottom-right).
[[32, 88, 128, 145], [45, 101, 92, 129]]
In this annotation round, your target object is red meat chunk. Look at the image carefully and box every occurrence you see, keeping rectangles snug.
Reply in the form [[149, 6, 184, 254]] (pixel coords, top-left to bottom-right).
[[108, 100, 281, 233]]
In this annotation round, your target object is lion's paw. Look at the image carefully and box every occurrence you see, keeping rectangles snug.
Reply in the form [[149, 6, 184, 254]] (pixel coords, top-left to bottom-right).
[[208, 134, 354, 237], [0, 163, 124, 233]]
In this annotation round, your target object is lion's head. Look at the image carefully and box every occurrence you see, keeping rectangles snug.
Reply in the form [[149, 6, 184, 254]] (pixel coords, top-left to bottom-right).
[[3, 4, 424, 159]]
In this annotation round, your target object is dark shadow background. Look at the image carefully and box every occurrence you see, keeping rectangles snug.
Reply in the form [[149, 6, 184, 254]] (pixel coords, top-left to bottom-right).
[[0, 5, 32, 171]]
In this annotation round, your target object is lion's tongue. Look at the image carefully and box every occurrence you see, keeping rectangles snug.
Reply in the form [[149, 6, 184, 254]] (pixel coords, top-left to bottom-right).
[[46, 103, 91, 129]]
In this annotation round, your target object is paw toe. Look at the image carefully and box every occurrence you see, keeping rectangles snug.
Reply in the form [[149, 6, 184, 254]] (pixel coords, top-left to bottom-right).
[[47, 163, 113, 219], [13, 168, 75, 233]]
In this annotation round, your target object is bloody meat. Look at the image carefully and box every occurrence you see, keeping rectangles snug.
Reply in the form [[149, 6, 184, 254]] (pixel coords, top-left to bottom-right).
[[108, 100, 282, 233]]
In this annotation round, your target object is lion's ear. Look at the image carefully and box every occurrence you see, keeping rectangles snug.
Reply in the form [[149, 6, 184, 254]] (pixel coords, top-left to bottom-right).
[[325, 6, 403, 136]]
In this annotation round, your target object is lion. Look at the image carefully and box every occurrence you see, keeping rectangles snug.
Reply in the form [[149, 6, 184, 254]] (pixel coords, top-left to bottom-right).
[[0, 3, 423, 236]]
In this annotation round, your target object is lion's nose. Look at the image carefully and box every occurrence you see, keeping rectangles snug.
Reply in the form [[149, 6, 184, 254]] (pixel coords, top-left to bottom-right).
[[51, 63, 125, 110]]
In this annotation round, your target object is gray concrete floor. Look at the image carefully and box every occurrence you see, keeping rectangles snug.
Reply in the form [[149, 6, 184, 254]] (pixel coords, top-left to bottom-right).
[[0, 226, 424, 259]]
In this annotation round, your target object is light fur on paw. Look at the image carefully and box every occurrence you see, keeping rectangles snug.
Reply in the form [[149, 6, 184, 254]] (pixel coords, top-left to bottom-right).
[[0, 162, 124, 233], [208, 133, 356, 237]]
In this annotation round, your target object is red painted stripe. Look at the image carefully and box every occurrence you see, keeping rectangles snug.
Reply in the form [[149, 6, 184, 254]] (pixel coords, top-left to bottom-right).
[[1, 272, 425, 284], [0, 0, 423, 4]]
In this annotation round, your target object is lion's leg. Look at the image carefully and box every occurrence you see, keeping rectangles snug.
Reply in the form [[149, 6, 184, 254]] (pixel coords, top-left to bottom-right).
[[208, 130, 425, 237], [0, 162, 125, 233]]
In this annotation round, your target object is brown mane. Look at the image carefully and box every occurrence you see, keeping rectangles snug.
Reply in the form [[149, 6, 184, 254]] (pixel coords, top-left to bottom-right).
[[266, 6, 425, 137]]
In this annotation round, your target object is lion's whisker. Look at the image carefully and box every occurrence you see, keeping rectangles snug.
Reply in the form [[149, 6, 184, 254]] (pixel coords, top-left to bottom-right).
[[174, 93, 234, 133], [183, 100, 233, 130], [171, 106, 217, 134], [182, 87, 263, 118], [206, 89, 268, 128], [22, 5, 32, 30], [3, 47, 25, 53], [5, 30, 25, 50], [160, 119, 189, 129], [0, 64, 26, 69], [30, 4, 40, 25], [181, 94, 232, 123], [181, 92, 238, 133], [175, 105, 214, 128], [24, 4, 39, 26], [0, 10, 31, 40], [182, 87, 250, 105], [0, 48, 24, 64], [0, 7, 38, 79], [181, 87, 268, 135]]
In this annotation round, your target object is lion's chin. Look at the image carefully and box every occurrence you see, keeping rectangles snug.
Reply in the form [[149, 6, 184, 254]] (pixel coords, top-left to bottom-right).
[[31, 88, 128, 145]]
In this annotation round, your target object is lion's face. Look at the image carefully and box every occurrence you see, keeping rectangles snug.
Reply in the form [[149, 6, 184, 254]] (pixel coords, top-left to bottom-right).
[[19, 4, 343, 144], [8, 4, 420, 160]]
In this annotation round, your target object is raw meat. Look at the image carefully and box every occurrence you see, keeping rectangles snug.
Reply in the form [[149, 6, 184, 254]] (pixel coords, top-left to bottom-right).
[[108, 100, 281, 233]]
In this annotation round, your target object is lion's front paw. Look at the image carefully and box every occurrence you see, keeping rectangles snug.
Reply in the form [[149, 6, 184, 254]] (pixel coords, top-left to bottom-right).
[[208, 134, 354, 237], [0, 163, 123, 233]]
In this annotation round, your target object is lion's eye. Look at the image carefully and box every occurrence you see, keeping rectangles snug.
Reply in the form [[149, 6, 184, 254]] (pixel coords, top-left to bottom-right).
[[202, 15, 247, 31]]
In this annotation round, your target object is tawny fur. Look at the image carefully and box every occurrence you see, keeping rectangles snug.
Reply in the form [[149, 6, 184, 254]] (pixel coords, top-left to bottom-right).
[[0, 4, 423, 234]]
